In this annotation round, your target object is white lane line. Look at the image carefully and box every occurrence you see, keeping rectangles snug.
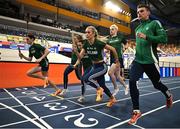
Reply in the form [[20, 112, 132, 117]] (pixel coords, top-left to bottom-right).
[[90, 108, 121, 120], [139, 89, 155, 93], [34, 81, 180, 101], [0, 98, 60, 110], [0, 93, 48, 101], [59, 96, 121, 121], [2, 85, 180, 128], [3, 89, 53, 129], [106, 95, 180, 129], [42, 80, 180, 93], [35, 86, 121, 121], [132, 124, 146, 129], [30, 78, 176, 95], [0, 78, 178, 101], [0, 119, 30, 128], [34, 80, 180, 99], [142, 99, 180, 116], [1, 81, 179, 111], [35, 81, 180, 122], [33, 88, 64, 100], [41, 85, 180, 119], [0, 103, 45, 129], [39, 78, 180, 93]]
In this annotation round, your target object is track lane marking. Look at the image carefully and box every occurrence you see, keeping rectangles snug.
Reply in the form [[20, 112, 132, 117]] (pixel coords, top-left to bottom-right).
[[0, 103, 45, 128], [4, 89, 53, 129]]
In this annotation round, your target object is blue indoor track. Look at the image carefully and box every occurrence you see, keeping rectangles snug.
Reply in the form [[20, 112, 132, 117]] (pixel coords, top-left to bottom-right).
[[0, 77, 180, 128]]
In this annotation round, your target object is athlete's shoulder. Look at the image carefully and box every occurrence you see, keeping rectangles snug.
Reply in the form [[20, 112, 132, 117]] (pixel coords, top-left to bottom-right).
[[117, 34, 124, 39], [96, 39, 106, 47], [96, 38, 105, 43], [32, 43, 41, 47], [151, 20, 163, 27]]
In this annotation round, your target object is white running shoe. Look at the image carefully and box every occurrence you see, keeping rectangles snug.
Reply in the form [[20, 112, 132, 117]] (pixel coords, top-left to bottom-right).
[[60, 89, 67, 96], [113, 88, 120, 96], [125, 85, 129, 95], [78, 96, 85, 103]]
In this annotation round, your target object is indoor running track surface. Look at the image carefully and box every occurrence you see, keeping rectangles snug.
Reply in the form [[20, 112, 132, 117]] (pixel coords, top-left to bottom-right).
[[0, 77, 180, 128]]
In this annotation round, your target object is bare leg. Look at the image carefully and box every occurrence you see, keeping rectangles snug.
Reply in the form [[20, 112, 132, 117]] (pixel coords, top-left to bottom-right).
[[41, 71, 59, 91], [26, 66, 45, 80], [108, 64, 118, 89], [115, 68, 126, 88], [121, 68, 125, 80], [115, 65, 129, 95], [109, 63, 128, 95]]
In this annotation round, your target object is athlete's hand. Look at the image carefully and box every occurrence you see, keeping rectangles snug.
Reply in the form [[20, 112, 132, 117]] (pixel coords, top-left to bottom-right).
[[19, 52, 23, 59], [137, 32, 146, 39]]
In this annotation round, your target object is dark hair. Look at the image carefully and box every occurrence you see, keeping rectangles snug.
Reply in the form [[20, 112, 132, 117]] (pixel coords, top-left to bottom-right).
[[27, 33, 35, 40], [137, 4, 150, 11]]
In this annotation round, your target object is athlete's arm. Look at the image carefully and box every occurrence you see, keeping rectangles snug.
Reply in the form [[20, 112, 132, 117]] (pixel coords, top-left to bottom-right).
[[74, 48, 85, 60], [138, 21, 167, 44], [104, 44, 120, 66], [73, 48, 85, 68], [73, 58, 81, 68], [36, 48, 50, 63], [19, 53, 32, 62]]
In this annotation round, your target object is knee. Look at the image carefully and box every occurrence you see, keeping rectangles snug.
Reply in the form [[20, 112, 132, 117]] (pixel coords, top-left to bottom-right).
[[119, 76, 123, 81], [108, 70, 113, 77], [108, 69, 114, 76]]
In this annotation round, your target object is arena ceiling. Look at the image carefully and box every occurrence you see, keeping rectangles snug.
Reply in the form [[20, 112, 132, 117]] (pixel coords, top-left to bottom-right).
[[9, 0, 180, 42]]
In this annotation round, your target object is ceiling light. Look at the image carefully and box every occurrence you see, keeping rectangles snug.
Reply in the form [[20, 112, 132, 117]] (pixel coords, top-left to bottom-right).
[[105, 1, 122, 13]]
